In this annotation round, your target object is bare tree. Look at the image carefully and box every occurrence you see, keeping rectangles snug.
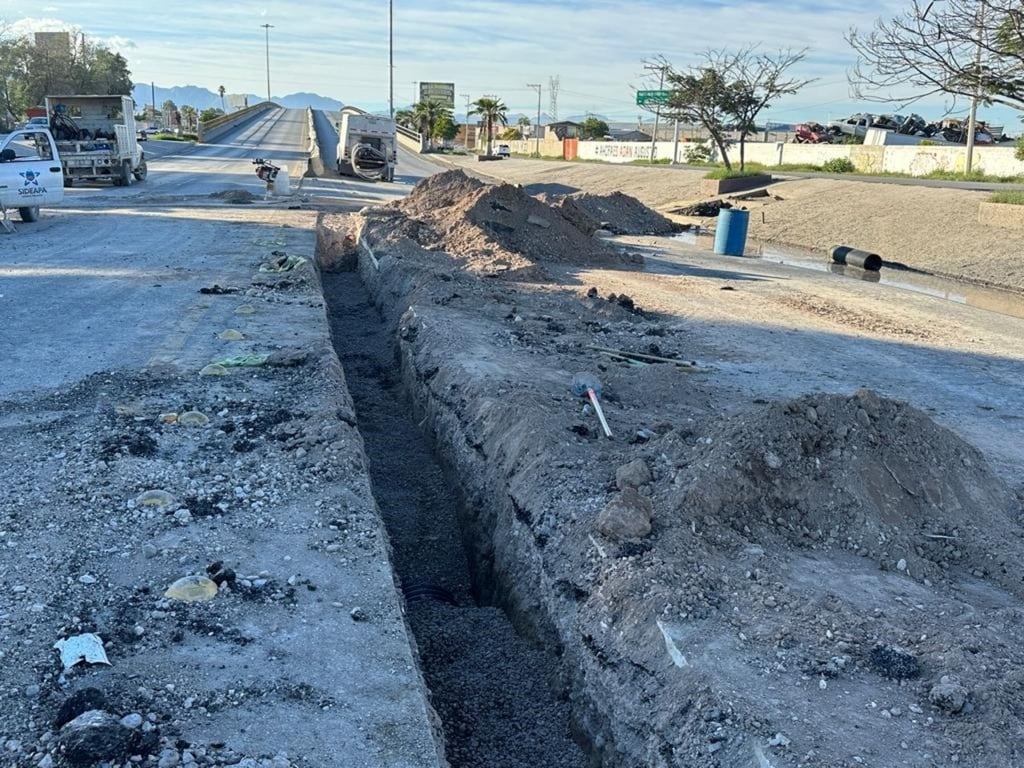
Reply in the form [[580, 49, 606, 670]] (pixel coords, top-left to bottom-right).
[[848, 0, 1024, 113], [723, 48, 813, 170], [648, 47, 812, 170]]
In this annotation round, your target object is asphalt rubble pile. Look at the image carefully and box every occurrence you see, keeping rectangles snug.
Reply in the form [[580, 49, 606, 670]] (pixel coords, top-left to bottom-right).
[[554, 190, 678, 236], [333, 170, 1024, 767]]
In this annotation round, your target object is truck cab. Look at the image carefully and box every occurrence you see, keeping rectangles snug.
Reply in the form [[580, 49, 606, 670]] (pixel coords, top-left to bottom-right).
[[0, 127, 64, 223]]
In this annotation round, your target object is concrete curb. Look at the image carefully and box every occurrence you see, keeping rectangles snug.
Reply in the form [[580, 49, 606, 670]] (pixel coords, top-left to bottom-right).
[[198, 101, 278, 144], [979, 200, 1024, 229], [307, 107, 325, 178]]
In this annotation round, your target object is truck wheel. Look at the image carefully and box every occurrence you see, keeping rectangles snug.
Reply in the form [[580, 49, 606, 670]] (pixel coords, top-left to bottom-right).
[[64, 177, 73, 188], [18, 207, 40, 223], [133, 159, 148, 181], [119, 160, 133, 186]]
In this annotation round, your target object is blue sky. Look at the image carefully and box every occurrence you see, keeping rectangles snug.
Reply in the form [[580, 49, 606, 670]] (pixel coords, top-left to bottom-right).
[[2, 0, 1020, 126]]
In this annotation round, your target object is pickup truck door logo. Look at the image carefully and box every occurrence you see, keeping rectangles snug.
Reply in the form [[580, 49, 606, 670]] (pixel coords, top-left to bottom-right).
[[17, 169, 46, 196]]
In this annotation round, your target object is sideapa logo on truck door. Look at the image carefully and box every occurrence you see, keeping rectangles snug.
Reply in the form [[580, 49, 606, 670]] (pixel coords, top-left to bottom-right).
[[18, 170, 46, 196]]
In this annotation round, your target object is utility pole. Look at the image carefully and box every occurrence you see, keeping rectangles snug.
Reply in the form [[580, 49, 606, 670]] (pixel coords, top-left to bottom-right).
[[527, 83, 541, 157], [412, 81, 418, 106], [151, 82, 155, 122], [643, 62, 666, 163], [260, 24, 273, 103], [388, 0, 394, 118], [461, 93, 472, 149]]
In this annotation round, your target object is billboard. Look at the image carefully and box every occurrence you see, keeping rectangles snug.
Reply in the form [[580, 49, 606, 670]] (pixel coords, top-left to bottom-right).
[[419, 82, 455, 109]]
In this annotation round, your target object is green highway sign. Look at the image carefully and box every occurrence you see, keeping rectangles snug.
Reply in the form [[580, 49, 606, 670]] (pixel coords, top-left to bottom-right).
[[636, 90, 672, 106]]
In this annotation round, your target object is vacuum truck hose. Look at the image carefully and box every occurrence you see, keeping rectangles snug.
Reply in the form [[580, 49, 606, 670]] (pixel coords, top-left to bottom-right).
[[351, 143, 388, 181]]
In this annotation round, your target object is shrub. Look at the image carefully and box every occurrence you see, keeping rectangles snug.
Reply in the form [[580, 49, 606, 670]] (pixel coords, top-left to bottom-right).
[[822, 157, 856, 173], [703, 167, 769, 180], [990, 191, 1024, 205], [683, 142, 714, 164], [1016, 136, 1024, 162], [919, 139, 937, 146]]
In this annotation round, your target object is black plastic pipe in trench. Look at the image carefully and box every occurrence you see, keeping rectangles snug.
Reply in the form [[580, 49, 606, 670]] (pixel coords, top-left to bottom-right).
[[831, 245, 883, 271]]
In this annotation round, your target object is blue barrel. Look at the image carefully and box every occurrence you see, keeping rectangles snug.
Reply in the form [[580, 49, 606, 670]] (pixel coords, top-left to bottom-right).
[[713, 208, 750, 256]]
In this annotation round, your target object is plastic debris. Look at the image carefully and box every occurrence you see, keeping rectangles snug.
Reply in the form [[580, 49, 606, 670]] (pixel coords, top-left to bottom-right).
[[135, 489, 174, 508], [234, 305, 257, 315], [158, 412, 178, 424], [199, 364, 229, 376], [218, 329, 244, 341], [211, 354, 269, 368], [259, 253, 307, 273], [177, 411, 210, 427], [164, 575, 219, 602], [54, 633, 111, 671]]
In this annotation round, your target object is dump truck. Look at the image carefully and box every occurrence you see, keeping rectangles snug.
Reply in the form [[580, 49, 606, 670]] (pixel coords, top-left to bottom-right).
[[0, 126, 64, 228], [45, 95, 146, 187], [336, 113, 396, 182]]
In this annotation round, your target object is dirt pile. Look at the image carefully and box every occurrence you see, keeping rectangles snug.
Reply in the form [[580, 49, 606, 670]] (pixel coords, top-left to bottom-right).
[[556, 191, 677, 236], [390, 170, 638, 277], [663, 390, 1021, 592]]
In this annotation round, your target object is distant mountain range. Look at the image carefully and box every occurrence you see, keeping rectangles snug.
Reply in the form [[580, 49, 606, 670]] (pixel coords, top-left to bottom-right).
[[131, 84, 344, 112]]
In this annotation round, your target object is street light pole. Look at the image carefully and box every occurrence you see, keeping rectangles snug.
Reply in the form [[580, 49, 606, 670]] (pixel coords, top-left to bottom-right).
[[260, 23, 273, 103], [461, 93, 472, 149], [388, 0, 394, 118], [527, 83, 541, 157]]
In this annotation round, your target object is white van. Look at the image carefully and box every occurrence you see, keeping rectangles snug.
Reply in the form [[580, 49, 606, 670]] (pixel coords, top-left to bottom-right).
[[495, 144, 511, 158]]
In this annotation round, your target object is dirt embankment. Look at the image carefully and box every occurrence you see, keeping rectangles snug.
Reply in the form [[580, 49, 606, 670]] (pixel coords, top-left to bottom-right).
[[441, 156, 1024, 293], [319, 171, 1024, 768]]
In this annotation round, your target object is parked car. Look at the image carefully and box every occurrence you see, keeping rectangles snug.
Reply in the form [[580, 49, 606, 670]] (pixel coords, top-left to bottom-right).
[[495, 144, 511, 158], [136, 128, 147, 142]]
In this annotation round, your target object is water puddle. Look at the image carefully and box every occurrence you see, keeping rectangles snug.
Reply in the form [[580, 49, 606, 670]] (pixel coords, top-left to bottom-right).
[[669, 230, 1024, 321]]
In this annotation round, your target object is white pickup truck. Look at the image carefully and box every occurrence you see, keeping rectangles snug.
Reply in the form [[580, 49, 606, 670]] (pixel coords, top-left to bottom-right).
[[0, 127, 64, 226], [46, 94, 146, 186]]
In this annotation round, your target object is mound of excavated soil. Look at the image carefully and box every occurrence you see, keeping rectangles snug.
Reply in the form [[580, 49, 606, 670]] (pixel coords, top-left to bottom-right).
[[665, 389, 1021, 594], [393, 171, 638, 277], [555, 191, 677, 236]]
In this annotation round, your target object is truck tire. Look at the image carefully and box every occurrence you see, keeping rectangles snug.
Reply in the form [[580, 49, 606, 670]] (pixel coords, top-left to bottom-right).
[[18, 206, 40, 223], [133, 158, 148, 182], [63, 176, 74, 188], [118, 160, 133, 187]]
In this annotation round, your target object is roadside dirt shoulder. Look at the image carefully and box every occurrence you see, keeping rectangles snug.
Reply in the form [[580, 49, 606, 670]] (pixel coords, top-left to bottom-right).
[[0, 206, 443, 768], [435, 156, 1024, 292]]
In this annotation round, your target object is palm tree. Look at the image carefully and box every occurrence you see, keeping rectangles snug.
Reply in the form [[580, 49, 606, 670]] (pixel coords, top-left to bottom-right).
[[469, 97, 508, 156], [180, 104, 197, 133], [394, 109, 415, 129], [218, 85, 226, 112], [412, 99, 449, 149]]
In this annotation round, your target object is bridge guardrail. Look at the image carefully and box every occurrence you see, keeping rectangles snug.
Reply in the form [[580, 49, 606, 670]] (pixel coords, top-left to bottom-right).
[[198, 101, 279, 144]]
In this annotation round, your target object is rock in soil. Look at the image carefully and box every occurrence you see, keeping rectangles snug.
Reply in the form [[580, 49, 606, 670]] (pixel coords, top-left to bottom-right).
[[57, 710, 133, 765]]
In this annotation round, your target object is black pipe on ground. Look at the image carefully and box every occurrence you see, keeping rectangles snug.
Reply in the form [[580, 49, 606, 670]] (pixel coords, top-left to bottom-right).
[[831, 245, 883, 271]]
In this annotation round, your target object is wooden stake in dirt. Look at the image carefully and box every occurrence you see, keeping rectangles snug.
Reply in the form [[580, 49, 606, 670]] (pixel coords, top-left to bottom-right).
[[571, 372, 613, 438]]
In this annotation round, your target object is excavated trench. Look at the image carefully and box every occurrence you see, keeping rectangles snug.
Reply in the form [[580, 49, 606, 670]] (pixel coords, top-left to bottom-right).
[[322, 270, 590, 768]]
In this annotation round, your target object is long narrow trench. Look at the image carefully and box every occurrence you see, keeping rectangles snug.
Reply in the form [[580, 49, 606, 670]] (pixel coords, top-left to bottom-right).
[[323, 271, 589, 768]]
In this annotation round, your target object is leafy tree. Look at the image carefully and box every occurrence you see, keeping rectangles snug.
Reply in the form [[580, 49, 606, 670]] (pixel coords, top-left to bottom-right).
[[0, 23, 132, 122], [199, 107, 223, 123], [218, 84, 226, 112], [433, 113, 460, 143], [500, 127, 522, 140], [162, 99, 178, 128], [580, 116, 609, 139], [469, 96, 508, 156], [848, 0, 1024, 113]]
